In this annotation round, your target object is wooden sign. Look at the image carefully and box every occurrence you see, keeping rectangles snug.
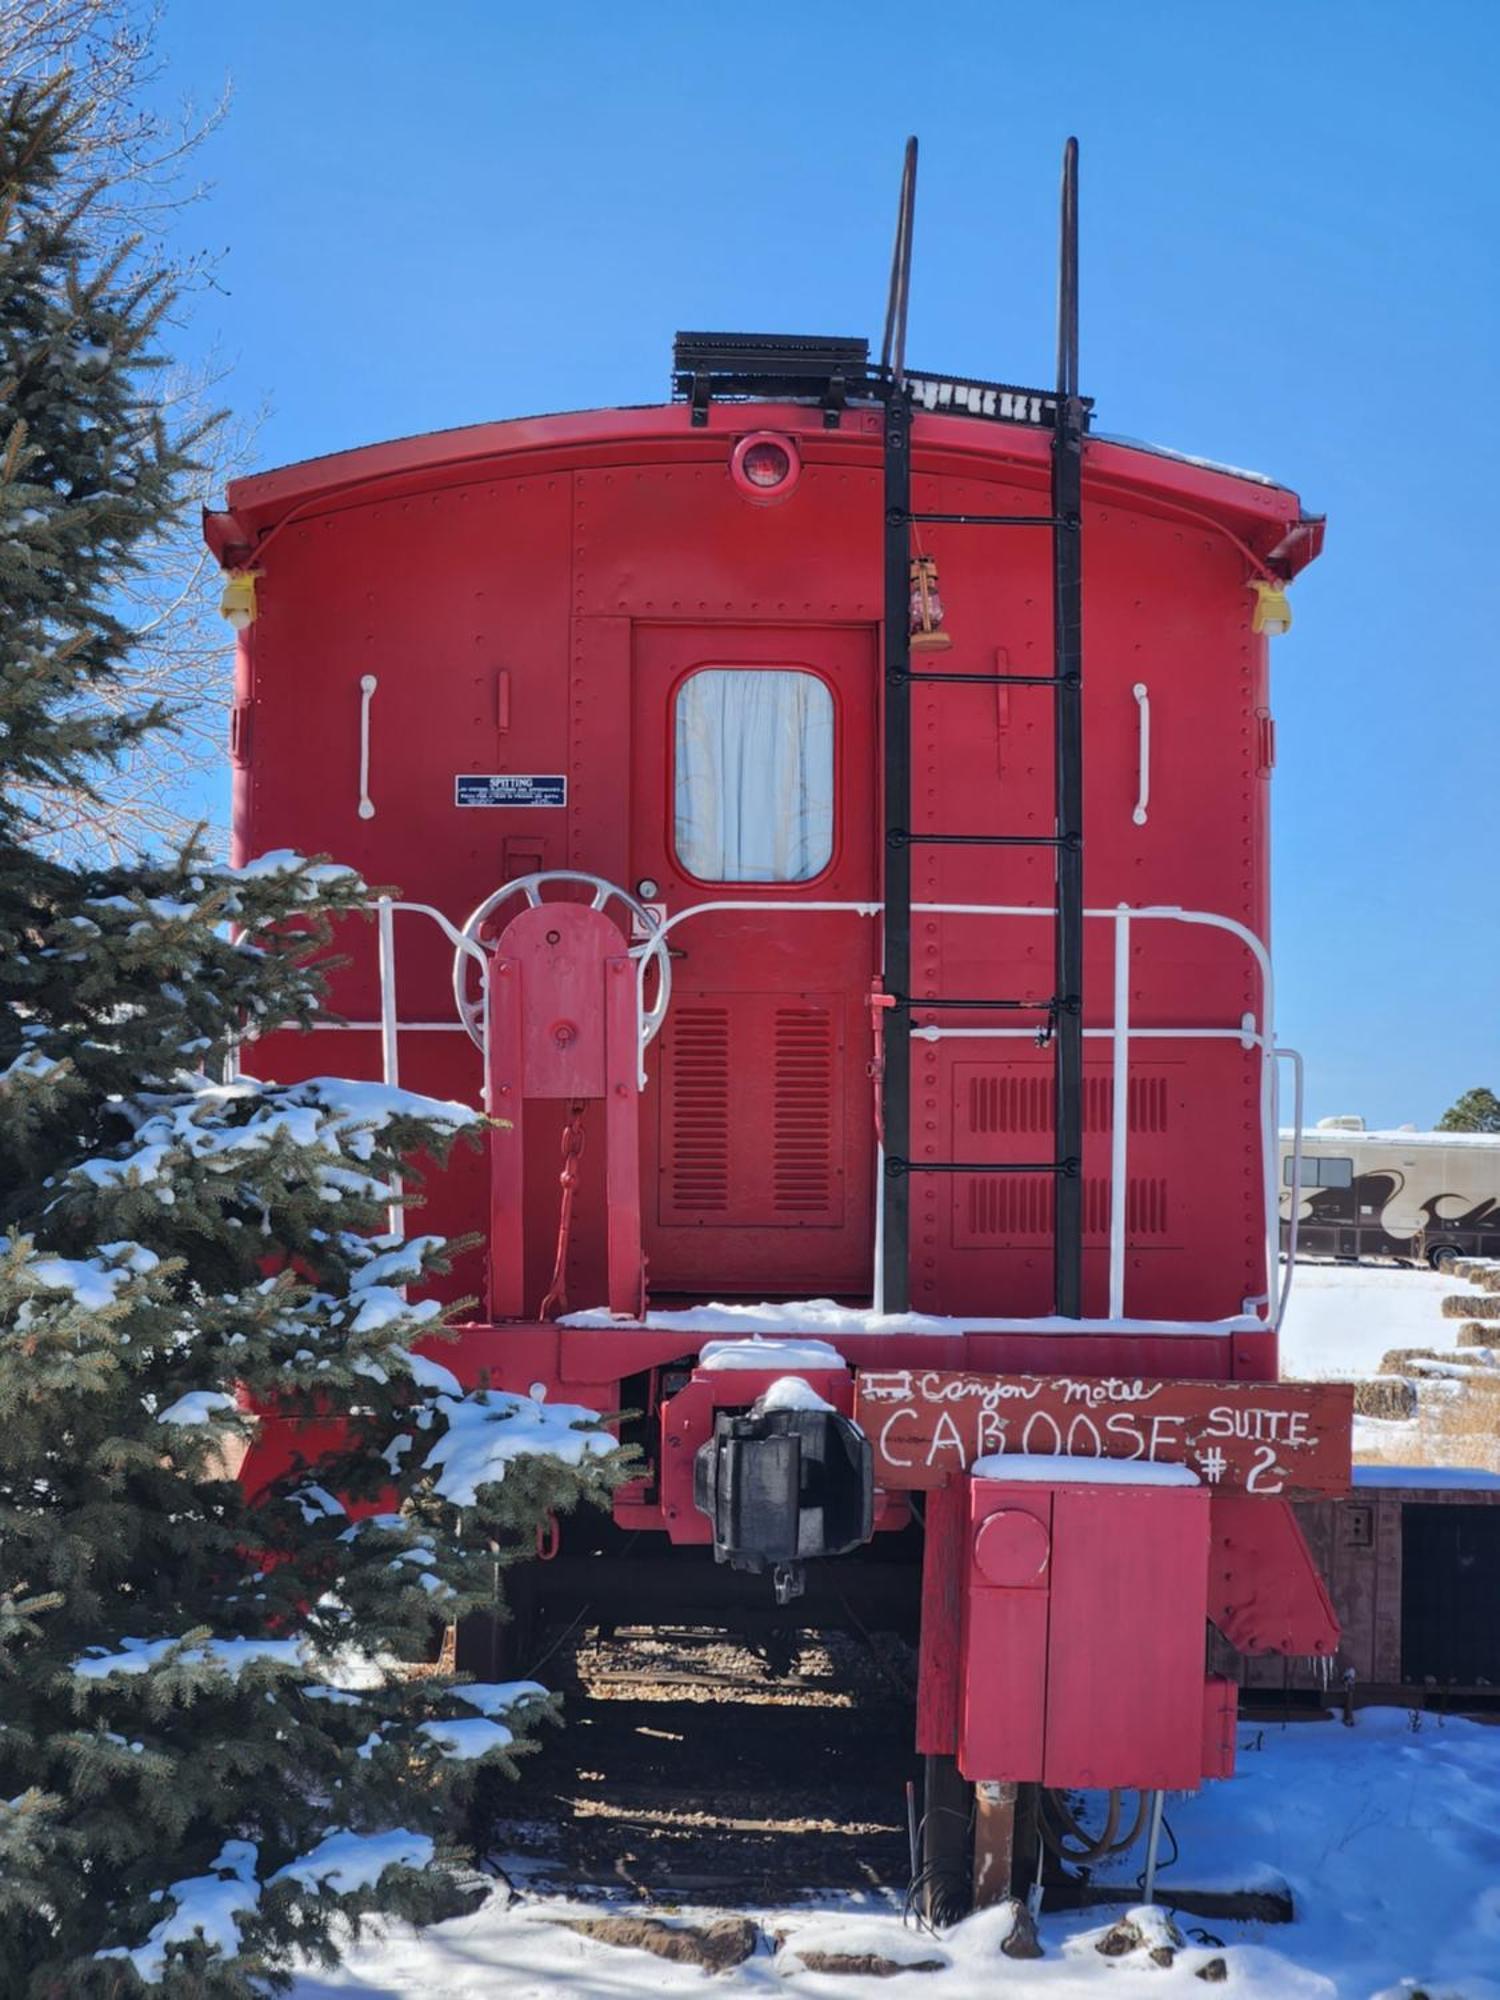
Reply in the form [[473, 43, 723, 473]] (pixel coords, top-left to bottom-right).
[[855, 1371, 1353, 1499]]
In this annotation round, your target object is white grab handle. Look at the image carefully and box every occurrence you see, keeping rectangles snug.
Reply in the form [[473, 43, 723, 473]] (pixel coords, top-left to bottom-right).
[[1132, 682, 1150, 826], [358, 674, 377, 820]]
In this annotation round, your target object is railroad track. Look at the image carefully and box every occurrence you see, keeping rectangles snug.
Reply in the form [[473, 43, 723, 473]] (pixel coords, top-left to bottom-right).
[[483, 1625, 920, 1905]]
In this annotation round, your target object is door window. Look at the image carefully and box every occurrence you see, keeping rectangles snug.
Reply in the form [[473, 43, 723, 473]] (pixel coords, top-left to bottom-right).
[[673, 667, 834, 883]]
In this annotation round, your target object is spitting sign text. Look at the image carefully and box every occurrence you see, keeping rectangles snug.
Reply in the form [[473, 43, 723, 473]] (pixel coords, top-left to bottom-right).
[[855, 1372, 1353, 1499]]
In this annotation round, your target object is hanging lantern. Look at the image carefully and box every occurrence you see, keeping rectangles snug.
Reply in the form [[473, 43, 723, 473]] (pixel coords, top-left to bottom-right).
[[909, 554, 952, 651]]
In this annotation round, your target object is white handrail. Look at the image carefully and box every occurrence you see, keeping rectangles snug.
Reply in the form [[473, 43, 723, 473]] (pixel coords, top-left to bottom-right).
[[644, 894, 1279, 1325], [376, 898, 402, 1237], [358, 675, 378, 820], [1274, 1046, 1306, 1331], [351, 888, 1283, 1336], [1109, 906, 1131, 1316], [366, 902, 493, 1246], [1132, 683, 1150, 826], [872, 1140, 887, 1315], [372, 904, 494, 1088], [911, 899, 1277, 1317], [913, 1025, 1268, 1043], [307, 1020, 469, 1032]]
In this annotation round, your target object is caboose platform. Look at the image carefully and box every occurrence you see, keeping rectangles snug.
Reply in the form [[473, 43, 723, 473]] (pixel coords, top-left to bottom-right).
[[434, 1307, 1285, 1397]]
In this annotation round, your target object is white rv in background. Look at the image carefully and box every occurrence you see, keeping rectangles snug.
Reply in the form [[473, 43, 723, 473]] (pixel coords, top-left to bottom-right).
[[1279, 1115, 1500, 1268]]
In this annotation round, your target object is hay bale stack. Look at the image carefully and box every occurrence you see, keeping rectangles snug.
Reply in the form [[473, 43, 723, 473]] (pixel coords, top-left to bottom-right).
[[1453, 1323, 1500, 1350], [1355, 1377, 1418, 1421], [1443, 1291, 1500, 1319], [1381, 1347, 1448, 1372]]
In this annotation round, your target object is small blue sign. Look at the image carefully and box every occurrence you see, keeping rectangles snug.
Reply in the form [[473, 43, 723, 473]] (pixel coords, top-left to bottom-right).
[[455, 774, 567, 808]]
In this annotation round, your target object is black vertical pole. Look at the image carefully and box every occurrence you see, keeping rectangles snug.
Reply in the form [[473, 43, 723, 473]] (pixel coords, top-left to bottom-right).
[[880, 138, 917, 1313], [1052, 137, 1084, 1318], [881, 139, 918, 378], [882, 393, 912, 1312]]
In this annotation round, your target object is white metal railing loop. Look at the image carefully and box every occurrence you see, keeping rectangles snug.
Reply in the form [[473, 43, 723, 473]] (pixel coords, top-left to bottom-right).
[[376, 897, 402, 1236], [359, 890, 1283, 1333], [1109, 907, 1131, 1316], [371, 898, 492, 1241], [1274, 1046, 1306, 1331], [644, 897, 1277, 1326], [455, 871, 672, 1055]]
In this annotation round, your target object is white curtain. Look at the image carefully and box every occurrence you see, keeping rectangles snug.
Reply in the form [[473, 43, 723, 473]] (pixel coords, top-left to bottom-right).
[[674, 669, 835, 883]]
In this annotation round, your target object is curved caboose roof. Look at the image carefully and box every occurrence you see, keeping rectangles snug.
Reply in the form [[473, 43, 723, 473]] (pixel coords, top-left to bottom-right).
[[205, 400, 1324, 583]]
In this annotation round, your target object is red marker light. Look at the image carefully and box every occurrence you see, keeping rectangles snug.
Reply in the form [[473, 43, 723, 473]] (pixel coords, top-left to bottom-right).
[[742, 440, 791, 487], [730, 431, 801, 504]]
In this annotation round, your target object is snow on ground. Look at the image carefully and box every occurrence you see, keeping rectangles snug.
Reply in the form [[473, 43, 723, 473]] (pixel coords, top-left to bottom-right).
[[1278, 1263, 1452, 1381], [289, 1710, 1500, 1999], [280, 1262, 1493, 1997]]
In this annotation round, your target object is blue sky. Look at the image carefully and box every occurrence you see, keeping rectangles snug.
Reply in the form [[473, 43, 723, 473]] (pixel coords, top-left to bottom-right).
[[151, 0, 1498, 1128]]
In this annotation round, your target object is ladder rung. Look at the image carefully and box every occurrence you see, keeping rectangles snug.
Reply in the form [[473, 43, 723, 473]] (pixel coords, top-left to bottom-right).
[[885, 1158, 1081, 1179], [892, 995, 1056, 1013], [888, 829, 1080, 850], [900, 510, 1070, 528], [895, 670, 1080, 689]]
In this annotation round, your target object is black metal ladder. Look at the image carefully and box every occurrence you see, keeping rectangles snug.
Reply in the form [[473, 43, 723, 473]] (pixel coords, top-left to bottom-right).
[[878, 137, 1087, 1318]]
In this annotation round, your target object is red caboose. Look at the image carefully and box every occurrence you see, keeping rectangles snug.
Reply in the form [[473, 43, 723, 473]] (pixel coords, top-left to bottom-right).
[[206, 143, 1348, 1907]]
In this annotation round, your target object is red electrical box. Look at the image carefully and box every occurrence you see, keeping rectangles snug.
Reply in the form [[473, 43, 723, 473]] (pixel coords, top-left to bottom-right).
[[958, 1474, 1216, 1789]]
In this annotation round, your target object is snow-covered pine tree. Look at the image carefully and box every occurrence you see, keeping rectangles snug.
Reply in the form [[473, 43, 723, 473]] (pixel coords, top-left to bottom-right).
[[0, 79, 627, 1997]]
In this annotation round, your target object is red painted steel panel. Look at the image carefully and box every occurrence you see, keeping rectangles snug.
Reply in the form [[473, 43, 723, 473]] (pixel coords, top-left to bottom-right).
[[1208, 1493, 1341, 1657], [571, 616, 633, 895], [604, 953, 645, 1318], [958, 1485, 1052, 1782], [222, 401, 1321, 1353], [215, 405, 1309, 570], [438, 1324, 561, 1386], [486, 956, 527, 1319], [499, 903, 615, 1099], [1202, 1674, 1238, 1781], [916, 1479, 965, 1756], [1041, 1484, 1211, 1790], [965, 1334, 1236, 1380]]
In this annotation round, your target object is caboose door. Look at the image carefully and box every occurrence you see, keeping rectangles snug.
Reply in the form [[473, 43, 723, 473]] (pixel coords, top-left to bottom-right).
[[632, 623, 879, 1300]]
